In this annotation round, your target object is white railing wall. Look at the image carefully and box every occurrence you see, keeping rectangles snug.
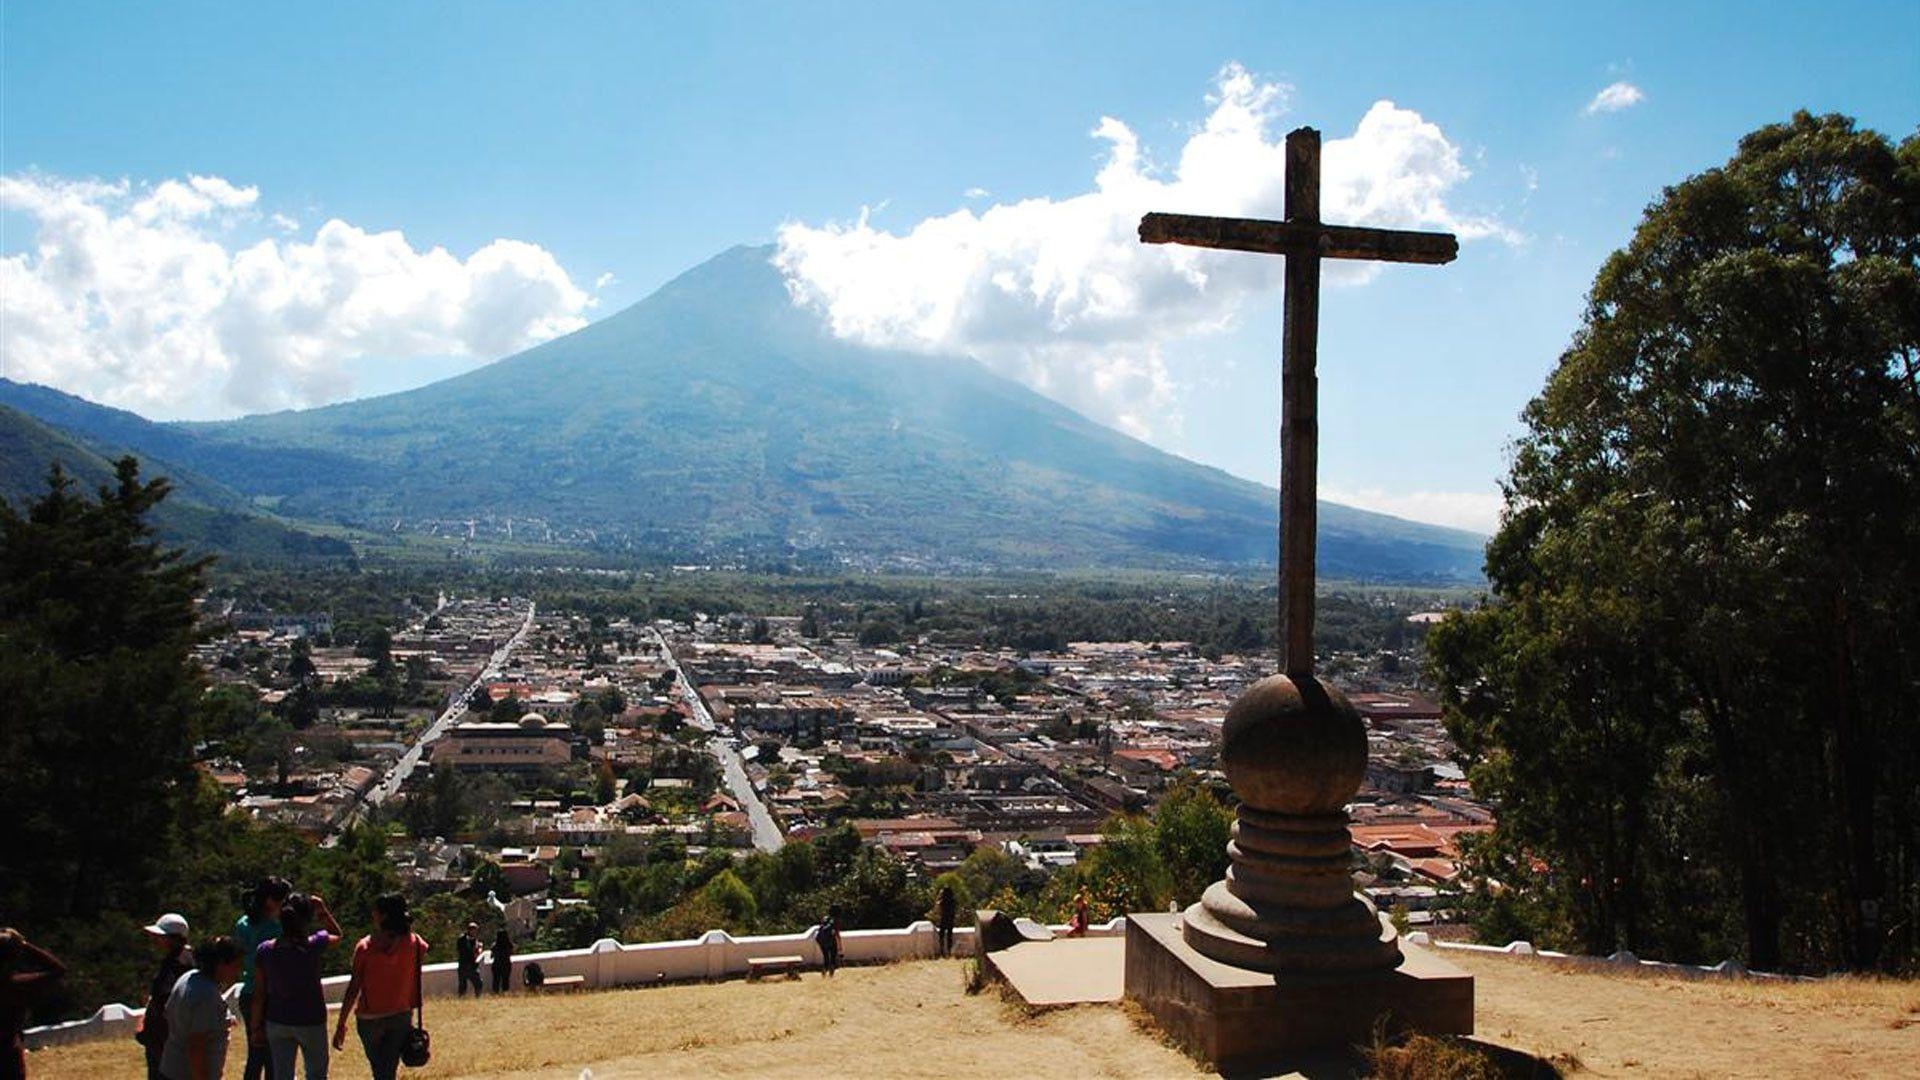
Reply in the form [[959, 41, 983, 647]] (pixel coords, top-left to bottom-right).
[[1403, 932, 1788, 981], [25, 920, 983, 1050]]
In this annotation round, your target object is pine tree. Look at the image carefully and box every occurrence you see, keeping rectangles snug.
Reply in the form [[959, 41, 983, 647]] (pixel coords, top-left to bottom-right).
[[1, 460, 211, 924]]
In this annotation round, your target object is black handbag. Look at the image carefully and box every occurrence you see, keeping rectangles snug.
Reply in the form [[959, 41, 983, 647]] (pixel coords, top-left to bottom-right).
[[401, 939, 432, 1068]]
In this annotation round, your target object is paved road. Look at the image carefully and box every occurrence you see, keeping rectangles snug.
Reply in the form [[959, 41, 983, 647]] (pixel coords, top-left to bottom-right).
[[339, 601, 537, 833], [652, 627, 785, 852]]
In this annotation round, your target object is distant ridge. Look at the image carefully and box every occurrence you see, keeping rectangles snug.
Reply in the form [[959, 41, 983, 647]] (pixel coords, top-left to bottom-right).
[[0, 402, 353, 563], [0, 246, 1486, 579]]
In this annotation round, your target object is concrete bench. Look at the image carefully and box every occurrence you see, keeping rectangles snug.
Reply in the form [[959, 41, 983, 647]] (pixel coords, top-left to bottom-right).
[[746, 955, 807, 980], [538, 974, 587, 991]]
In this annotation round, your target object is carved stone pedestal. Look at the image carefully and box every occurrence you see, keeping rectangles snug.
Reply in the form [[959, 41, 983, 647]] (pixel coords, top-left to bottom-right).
[[1127, 913, 1473, 1071], [1123, 673, 1475, 1066]]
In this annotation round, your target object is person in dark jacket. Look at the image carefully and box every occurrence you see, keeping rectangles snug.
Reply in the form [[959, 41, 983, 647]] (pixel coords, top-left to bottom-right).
[[935, 886, 957, 958], [814, 908, 841, 977], [489, 929, 513, 994], [138, 914, 194, 1080], [455, 924, 482, 997]]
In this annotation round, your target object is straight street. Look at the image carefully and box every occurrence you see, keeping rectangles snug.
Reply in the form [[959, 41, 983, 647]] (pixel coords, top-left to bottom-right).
[[651, 626, 785, 852], [334, 600, 536, 837]]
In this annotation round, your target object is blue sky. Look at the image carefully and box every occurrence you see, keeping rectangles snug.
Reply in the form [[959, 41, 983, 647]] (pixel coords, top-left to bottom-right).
[[3, 2, 1916, 531]]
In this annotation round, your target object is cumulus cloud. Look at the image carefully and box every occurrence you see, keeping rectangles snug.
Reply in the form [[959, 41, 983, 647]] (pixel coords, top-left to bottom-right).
[[1583, 81, 1645, 115], [0, 172, 592, 418], [775, 63, 1513, 438], [1320, 484, 1503, 535]]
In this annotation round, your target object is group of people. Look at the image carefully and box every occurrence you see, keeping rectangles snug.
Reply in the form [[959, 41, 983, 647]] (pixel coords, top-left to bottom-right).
[[1, 885, 960, 1079], [452, 923, 515, 997], [129, 878, 430, 1080]]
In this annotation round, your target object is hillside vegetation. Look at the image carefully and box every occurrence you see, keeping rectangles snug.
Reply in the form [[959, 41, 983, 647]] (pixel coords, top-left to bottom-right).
[[0, 404, 351, 564]]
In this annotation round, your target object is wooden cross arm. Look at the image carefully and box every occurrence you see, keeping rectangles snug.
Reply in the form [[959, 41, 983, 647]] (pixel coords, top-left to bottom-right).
[[1138, 212, 1458, 265]]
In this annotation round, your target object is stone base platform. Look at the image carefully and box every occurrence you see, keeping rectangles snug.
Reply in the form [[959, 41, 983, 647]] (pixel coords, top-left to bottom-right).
[[985, 936, 1126, 1006], [1124, 913, 1473, 1071]]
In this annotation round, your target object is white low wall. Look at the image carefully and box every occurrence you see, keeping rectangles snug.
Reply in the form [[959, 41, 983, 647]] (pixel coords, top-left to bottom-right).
[[39, 921, 1760, 1051], [25, 920, 981, 1050], [1405, 932, 1792, 982]]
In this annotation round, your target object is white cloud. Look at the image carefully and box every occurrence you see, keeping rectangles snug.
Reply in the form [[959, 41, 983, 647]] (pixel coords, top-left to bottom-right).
[[0, 172, 592, 418], [963, 187, 990, 199], [1583, 81, 1645, 116], [1320, 484, 1503, 535], [775, 63, 1514, 439], [594, 271, 618, 289]]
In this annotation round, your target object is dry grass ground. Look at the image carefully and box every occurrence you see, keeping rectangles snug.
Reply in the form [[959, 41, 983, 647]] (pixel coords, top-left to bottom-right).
[[1452, 950, 1920, 1079], [29, 959, 1201, 1079], [29, 953, 1920, 1078]]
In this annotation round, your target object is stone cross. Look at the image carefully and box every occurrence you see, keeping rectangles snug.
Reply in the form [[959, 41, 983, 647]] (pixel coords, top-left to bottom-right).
[[1139, 126, 1456, 678]]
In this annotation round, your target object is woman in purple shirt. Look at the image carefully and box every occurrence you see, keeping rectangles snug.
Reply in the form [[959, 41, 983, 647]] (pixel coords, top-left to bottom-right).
[[249, 893, 340, 1080]]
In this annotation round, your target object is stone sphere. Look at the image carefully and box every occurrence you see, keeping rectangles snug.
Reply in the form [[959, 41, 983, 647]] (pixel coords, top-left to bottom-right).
[[1219, 674, 1367, 814]]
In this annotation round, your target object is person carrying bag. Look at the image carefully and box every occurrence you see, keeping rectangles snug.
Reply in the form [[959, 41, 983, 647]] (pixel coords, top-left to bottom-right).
[[400, 937, 429, 1068], [333, 896, 428, 1080]]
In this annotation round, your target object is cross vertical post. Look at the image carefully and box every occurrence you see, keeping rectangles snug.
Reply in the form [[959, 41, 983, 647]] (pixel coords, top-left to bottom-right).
[[1279, 127, 1320, 679], [1138, 128, 1456, 682]]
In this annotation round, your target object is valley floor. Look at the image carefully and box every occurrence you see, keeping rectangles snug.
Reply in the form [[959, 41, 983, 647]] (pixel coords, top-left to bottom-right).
[[30, 952, 1919, 1078]]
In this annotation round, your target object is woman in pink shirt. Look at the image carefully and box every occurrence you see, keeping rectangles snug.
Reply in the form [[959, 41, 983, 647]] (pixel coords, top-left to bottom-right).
[[330, 896, 425, 1080]]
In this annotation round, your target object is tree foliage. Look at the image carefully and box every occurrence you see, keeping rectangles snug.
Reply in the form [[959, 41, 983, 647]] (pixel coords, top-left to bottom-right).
[[1428, 113, 1920, 972], [1, 461, 216, 1009], [0, 461, 411, 1018]]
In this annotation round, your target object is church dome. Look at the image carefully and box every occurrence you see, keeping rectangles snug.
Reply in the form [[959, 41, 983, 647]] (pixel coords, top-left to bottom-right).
[[520, 711, 546, 728]]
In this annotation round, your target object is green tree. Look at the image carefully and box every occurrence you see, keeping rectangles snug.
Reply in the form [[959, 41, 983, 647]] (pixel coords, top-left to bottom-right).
[[0, 461, 212, 943], [1151, 780, 1234, 908], [278, 681, 320, 731], [358, 625, 400, 716], [1429, 113, 1920, 973], [200, 683, 263, 748], [288, 635, 317, 684], [700, 869, 760, 929], [243, 717, 299, 787], [536, 904, 604, 950], [403, 653, 431, 702], [822, 846, 927, 930], [465, 858, 512, 900], [955, 847, 1031, 905], [1078, 814, 1170, 916], [930, 871, 976, 916], [594, 760, 619, 804]]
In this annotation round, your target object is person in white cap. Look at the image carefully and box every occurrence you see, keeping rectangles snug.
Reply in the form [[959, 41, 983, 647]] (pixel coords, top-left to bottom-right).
[[137, 914, 192, 1080]]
